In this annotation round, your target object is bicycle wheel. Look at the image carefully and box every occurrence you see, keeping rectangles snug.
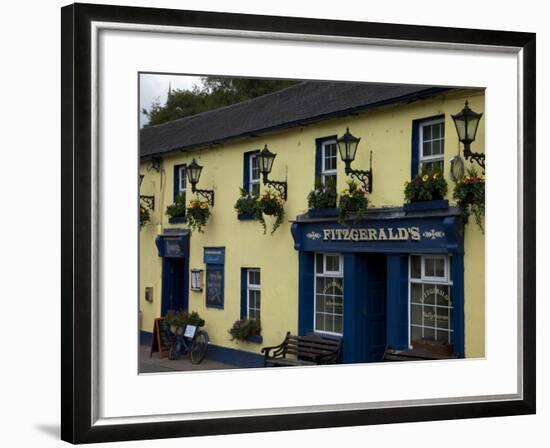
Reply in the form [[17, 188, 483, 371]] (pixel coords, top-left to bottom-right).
[[190, 330, 208, 364], [168, 342, 178, 360]]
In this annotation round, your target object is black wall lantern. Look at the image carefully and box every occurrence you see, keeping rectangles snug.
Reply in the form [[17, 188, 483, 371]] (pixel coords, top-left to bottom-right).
[[186, 158, 215, 206], [451, 100, 484, 173], [257, 144, 288, 200], [336, 127, 373, 193]]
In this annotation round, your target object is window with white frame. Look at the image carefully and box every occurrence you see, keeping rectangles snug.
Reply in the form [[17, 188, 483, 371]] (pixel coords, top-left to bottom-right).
[[314, 253, 344, 335], [177, 165, 187, 196], [409, 255, 453, 345], [247, 268, 261, 320], [321, 140, 338, 187], [249, 153, 260, 196], [419, 118, 445, 173]]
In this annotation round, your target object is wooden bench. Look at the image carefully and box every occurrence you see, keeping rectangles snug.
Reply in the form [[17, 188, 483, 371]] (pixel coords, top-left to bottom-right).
[[261, 332, 342, 367], [383, 347, 458, 361]]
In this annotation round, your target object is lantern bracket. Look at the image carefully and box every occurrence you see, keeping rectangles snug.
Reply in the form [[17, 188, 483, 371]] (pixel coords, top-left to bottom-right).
[[463, 144, 485, 174], [262, 175, 288, 201], [345, 150, 373, 193], [191, 185, 215, 207]]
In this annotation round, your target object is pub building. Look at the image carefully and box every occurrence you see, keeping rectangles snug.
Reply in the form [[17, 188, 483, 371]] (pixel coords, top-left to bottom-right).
[[139, 81, 485, 367]]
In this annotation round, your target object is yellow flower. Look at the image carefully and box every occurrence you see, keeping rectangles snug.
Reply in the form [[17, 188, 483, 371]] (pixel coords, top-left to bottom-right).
[[433, 173, 439, 179], [422, 175, 429, 182], [404, 180, 409, 186]]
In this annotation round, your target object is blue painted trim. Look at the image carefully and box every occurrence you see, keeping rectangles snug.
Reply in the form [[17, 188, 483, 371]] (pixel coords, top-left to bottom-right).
[[240, 269, 247, 320], [243, 150, 259, 194], [404, 199, 449, 212], [343, 254, 360, 363], [205, 343, 264, 368], [386, 255, 410, 350], [297, 251, 315, 336], [451, 254, 465, 357], [315, 135, 338, 181], [237, 212, 258, 221], [304, 208, 339, 219], [140, 330, 153, 346], [246, 335, 263, 344], [168, 216, 186, 224], [411, 114, 445, 178]]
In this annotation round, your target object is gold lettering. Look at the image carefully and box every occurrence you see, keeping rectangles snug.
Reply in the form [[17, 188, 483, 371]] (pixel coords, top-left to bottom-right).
[[388, 228, 398, 240], [368, 228, 377, 240], [398, 227, 409, 240], [359, 229, 368, 240], [323, 229, 332, 240], [350, 229, 360, 241], [409, 227, 421, 241], [378, 228, 388, 240]]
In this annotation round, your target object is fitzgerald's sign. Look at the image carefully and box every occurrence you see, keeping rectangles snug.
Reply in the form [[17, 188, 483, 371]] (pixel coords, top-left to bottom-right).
[[321, 226, 421, 242]]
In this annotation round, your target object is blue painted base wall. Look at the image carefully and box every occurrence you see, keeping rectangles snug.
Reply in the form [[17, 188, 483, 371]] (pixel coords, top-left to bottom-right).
[[140, 330, 264, 368]]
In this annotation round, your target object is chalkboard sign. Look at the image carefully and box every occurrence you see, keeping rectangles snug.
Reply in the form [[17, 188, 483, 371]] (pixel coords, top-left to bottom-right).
[[205, 265, 224, 308], [150, 317, 174, 358]]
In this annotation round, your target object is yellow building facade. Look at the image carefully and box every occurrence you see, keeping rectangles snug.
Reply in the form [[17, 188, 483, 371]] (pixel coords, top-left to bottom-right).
[[139, 82, 485, 366]]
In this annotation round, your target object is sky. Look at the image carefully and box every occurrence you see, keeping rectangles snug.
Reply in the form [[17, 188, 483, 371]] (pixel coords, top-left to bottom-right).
[[139, 73, 203, 128]]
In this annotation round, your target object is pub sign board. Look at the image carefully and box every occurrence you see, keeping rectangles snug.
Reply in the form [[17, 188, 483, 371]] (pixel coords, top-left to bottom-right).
[[291, 214, 463, 254]]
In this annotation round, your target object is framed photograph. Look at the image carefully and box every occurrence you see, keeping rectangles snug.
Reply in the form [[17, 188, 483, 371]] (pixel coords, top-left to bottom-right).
[[61, 2, 536, 444]]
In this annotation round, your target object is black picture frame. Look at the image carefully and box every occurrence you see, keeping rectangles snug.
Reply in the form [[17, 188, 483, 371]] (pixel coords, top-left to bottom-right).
[[61, 2, 536, 444]]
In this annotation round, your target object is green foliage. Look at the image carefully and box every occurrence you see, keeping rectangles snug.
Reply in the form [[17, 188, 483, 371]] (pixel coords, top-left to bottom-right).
[[452, 167, 485, 232], [228, 319, 262, 342], [143, 77, 298, 127], [165, 310, 205, 332], [338, 180, 369, 224], [234, 187, 261, 217], [140, 204, 150, 229], [307, 177, 337, 209], [165, 194, 186, 218], [186, 199, 211, 233], [257, 189, 285, 235], [404, 167, 448, 203]]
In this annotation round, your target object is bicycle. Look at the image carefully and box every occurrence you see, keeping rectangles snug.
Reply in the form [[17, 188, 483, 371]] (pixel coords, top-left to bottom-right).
[[168, 322, 209, 364]]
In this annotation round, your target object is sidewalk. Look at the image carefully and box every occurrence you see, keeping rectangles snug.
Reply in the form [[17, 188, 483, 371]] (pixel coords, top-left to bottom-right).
[[139, 344, 242, 373]]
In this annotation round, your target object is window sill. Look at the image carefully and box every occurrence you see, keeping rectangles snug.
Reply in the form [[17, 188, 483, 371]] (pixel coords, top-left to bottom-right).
[[246, 335, 263, 344], [168, 216, 186, 224], [403, 199, 448, 213], [237, 212, 259, 221], [304, 208, 339, 219]]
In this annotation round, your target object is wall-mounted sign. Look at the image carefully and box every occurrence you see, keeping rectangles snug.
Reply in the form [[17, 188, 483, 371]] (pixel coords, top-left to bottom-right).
[[203, 247, 225, 264], [205, 265, 224, 308], [320, 226, 422, 242], [155, 233, 189, 258]]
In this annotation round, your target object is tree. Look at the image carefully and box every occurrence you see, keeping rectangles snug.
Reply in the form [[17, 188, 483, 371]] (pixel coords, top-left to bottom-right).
[[142, 77, 298, 127]]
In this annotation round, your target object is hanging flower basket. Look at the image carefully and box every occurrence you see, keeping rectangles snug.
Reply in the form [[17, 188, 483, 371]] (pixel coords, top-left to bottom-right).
[[140, 204, 150, 229], [186, 198, 211, 233], [338, 180, 369, 224], [165, 193, 186, 223], [257, 189, 285, 234], [307, 176, 337, 210], [228, 319, 262, 343], [452, 168, 485, 232]]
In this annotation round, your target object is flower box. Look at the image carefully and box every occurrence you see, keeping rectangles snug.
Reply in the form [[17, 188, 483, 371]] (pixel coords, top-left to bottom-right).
[[237, 212, 259, 221], [403, 199, 449, 213], [246, 335, 263, 344], [168, 216, 186, 224], [305, 208, 339, 219]]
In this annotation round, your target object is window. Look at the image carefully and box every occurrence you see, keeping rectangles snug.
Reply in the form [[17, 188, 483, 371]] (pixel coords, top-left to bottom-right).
[[246, 269, 261, 320], [314, 253, 343, 335], [174, 164, 187, 206], [419, 118, 445, 173], [249, 153, 260, 196], [409, 255, 453, 345], [321, 140, 338, 186]]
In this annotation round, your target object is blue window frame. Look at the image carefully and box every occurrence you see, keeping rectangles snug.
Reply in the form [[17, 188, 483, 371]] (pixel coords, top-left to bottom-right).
[[243, 150, 260, 196], [173, 164, 187, 202], [411, 115, 445, 178], [315, 136, 338, 187], [204, 247, 225, 309]]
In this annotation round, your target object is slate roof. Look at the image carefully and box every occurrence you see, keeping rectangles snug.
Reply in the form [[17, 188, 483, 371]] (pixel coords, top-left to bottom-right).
[[140, 81, 447, 159]]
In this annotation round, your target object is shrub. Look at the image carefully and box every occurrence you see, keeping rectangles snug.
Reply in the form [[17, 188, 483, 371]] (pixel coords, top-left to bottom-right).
[[257, 189, 285, 234], [234, 187, 261, 217], [165, 194, 186, 218], [165, 310, 205, 334]]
